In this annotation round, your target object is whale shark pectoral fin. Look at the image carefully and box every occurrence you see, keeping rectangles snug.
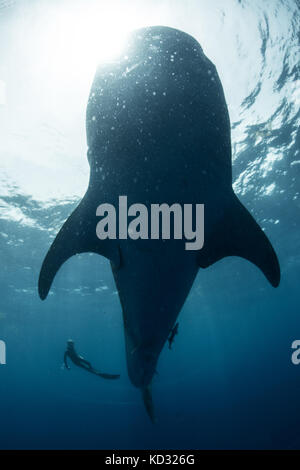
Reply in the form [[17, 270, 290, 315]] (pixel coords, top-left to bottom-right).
[[38, 197, 120, 300], [198, 193, 280, 288]]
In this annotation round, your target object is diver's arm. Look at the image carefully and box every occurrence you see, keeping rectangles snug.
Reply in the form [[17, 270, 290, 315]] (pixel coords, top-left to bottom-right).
[[64, 352, 70, 369]]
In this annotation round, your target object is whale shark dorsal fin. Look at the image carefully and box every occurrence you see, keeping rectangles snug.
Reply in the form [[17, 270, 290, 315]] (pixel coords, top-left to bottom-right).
[[38, 195, 120, 300], [198, 193, 280, 288]]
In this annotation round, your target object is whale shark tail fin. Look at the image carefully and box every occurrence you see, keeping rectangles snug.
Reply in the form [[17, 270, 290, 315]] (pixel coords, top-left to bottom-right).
[[38, 194, 120, 300], [198, 193, 280, 288], [142, 386, 156, 424]]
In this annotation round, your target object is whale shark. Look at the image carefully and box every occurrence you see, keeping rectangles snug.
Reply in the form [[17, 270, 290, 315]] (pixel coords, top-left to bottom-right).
[[38, 26, 280, 421]]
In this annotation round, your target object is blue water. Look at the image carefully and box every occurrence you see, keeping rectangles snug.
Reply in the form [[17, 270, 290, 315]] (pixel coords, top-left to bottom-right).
[[0, 0, 300, 449]]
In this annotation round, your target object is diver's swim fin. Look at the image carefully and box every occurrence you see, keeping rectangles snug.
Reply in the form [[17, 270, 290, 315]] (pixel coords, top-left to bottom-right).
[[142, 386, 156, 423], [198, 192, 280, 287], [38, 191, 121, 300], [96, 372, 120, 379]]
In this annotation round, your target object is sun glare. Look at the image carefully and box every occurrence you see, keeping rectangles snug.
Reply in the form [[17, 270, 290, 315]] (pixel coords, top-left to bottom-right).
[[43, 2, 143, 85]]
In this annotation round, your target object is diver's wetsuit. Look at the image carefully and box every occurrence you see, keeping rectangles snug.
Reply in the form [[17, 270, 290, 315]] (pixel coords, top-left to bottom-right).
[[64, 341, 120, 379], [168, 322, 179, 350]]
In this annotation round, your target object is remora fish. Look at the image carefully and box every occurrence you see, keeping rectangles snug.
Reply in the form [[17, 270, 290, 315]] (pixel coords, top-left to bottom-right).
[[38, 26, 280, 422]]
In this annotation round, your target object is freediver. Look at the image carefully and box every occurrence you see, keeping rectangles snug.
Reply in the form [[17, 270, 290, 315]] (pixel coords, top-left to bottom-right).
[[168, 322, 179, 350], [64, 339, 120, 379]]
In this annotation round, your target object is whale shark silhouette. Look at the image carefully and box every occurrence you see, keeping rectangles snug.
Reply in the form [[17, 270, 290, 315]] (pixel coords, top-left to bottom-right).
[[38, 26, 280, 421]]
